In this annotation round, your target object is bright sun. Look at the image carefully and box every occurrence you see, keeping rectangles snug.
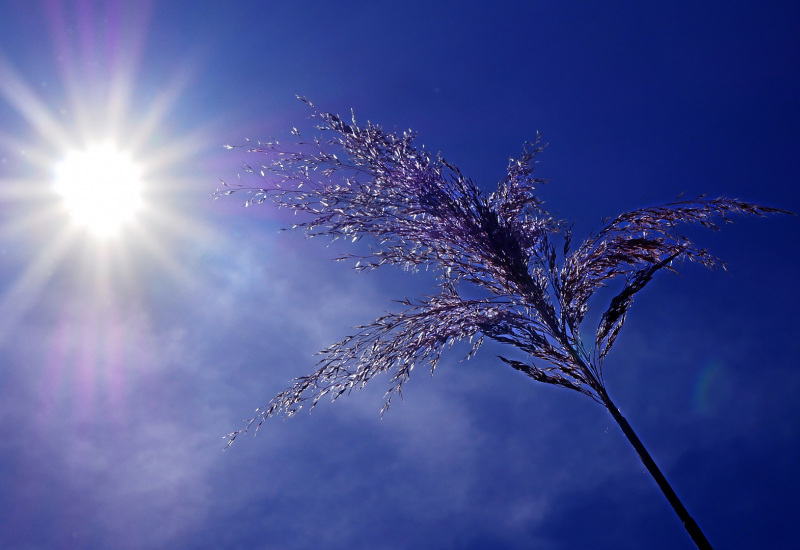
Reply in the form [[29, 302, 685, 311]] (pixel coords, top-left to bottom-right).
[[54, 144, 144, 237]]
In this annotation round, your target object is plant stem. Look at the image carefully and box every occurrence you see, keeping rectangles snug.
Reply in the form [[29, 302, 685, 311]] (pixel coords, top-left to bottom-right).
[[600, 392, 713, 550]]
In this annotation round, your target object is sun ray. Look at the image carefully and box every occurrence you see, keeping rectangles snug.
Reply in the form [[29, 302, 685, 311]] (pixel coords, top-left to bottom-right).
[[0, 54, 73, 150], [0, 230, 75, 342], [125, 65, 196, 152], [124, 204, 218, 291]]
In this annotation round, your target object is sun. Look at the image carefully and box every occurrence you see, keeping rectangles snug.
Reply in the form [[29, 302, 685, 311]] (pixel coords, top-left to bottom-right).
[[54, 143, 144, 237]]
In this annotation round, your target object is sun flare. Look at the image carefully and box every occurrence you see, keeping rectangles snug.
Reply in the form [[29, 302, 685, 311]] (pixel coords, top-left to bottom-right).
[[54, 144, 143, 237]]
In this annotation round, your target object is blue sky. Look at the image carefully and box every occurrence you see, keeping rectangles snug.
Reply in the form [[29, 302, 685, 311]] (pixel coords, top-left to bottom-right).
[[0, 1, 798, 549]]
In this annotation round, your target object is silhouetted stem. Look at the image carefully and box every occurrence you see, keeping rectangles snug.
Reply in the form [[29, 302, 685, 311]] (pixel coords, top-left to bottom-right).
[[601, 392, 713, 550]]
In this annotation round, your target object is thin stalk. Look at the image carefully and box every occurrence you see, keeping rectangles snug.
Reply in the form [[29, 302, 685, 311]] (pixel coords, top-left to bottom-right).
[[600, 391, 713, 550]]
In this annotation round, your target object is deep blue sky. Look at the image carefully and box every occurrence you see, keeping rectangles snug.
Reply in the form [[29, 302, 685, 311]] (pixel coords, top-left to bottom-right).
[[1, 2, 799, 549]]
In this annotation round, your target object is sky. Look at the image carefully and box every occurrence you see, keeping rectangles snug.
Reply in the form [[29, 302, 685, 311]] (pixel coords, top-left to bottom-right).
[[0, 1, 798, 549]]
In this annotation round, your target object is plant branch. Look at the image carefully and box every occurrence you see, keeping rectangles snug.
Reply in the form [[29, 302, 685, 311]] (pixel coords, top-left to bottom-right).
[[600, 389, 713, 550]]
